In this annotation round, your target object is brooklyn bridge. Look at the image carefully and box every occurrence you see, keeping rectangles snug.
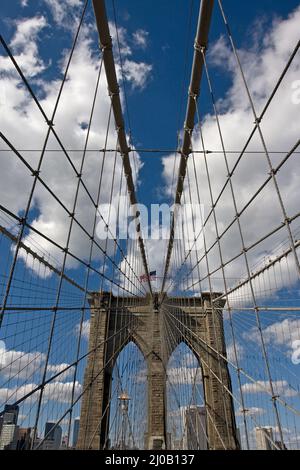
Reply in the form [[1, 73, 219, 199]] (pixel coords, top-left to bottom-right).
[[0, 0, 300, 451]]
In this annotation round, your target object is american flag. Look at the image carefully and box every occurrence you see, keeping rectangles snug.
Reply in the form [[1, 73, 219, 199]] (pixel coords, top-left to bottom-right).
[[139, 270, 157, 282]]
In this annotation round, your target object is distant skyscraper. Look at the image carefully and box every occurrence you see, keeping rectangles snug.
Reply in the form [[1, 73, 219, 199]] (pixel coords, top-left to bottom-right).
[[184, 406, 207, 450], [2, 405, 19, 425], [16, 427, 32, 450], [255, 427, 276, 450], [0, 424, 19, 450], [60, 435, 69, 449], [0, 405, 19, 450], [73, 418, 80, 448], [43, 422, 62, 450]]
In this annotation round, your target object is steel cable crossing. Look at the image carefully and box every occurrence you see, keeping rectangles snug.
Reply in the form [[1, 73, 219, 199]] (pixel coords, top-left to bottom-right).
[[0, 0, 300, 452]]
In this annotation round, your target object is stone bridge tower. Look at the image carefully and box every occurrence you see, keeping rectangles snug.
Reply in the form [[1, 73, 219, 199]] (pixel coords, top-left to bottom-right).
[[76, 292, 239, 450]]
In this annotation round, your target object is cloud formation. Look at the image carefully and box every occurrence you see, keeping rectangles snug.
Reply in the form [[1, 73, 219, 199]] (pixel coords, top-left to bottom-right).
[[0, 16, 48, 77], [74, 319, 90, 341], [0, 380, 81, 404], [245, 317, 300, 354], [43, 0, 83, 28], [241, 379, 298, 398], [0, 341, 75, 394], [132, 29, 149, 49]]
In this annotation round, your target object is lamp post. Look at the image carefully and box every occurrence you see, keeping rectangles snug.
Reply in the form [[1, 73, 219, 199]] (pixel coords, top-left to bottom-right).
[[118, 391, 130, 449]]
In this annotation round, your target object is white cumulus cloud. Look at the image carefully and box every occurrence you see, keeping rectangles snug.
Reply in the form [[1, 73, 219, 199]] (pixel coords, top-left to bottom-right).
[[241, 379, 298, 398], [132, 29, 149, 49]]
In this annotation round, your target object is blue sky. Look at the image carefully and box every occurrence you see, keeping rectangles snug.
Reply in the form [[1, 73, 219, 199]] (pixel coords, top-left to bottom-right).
[[1, 0, 300, 449], [1, 0, 299, 208]]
